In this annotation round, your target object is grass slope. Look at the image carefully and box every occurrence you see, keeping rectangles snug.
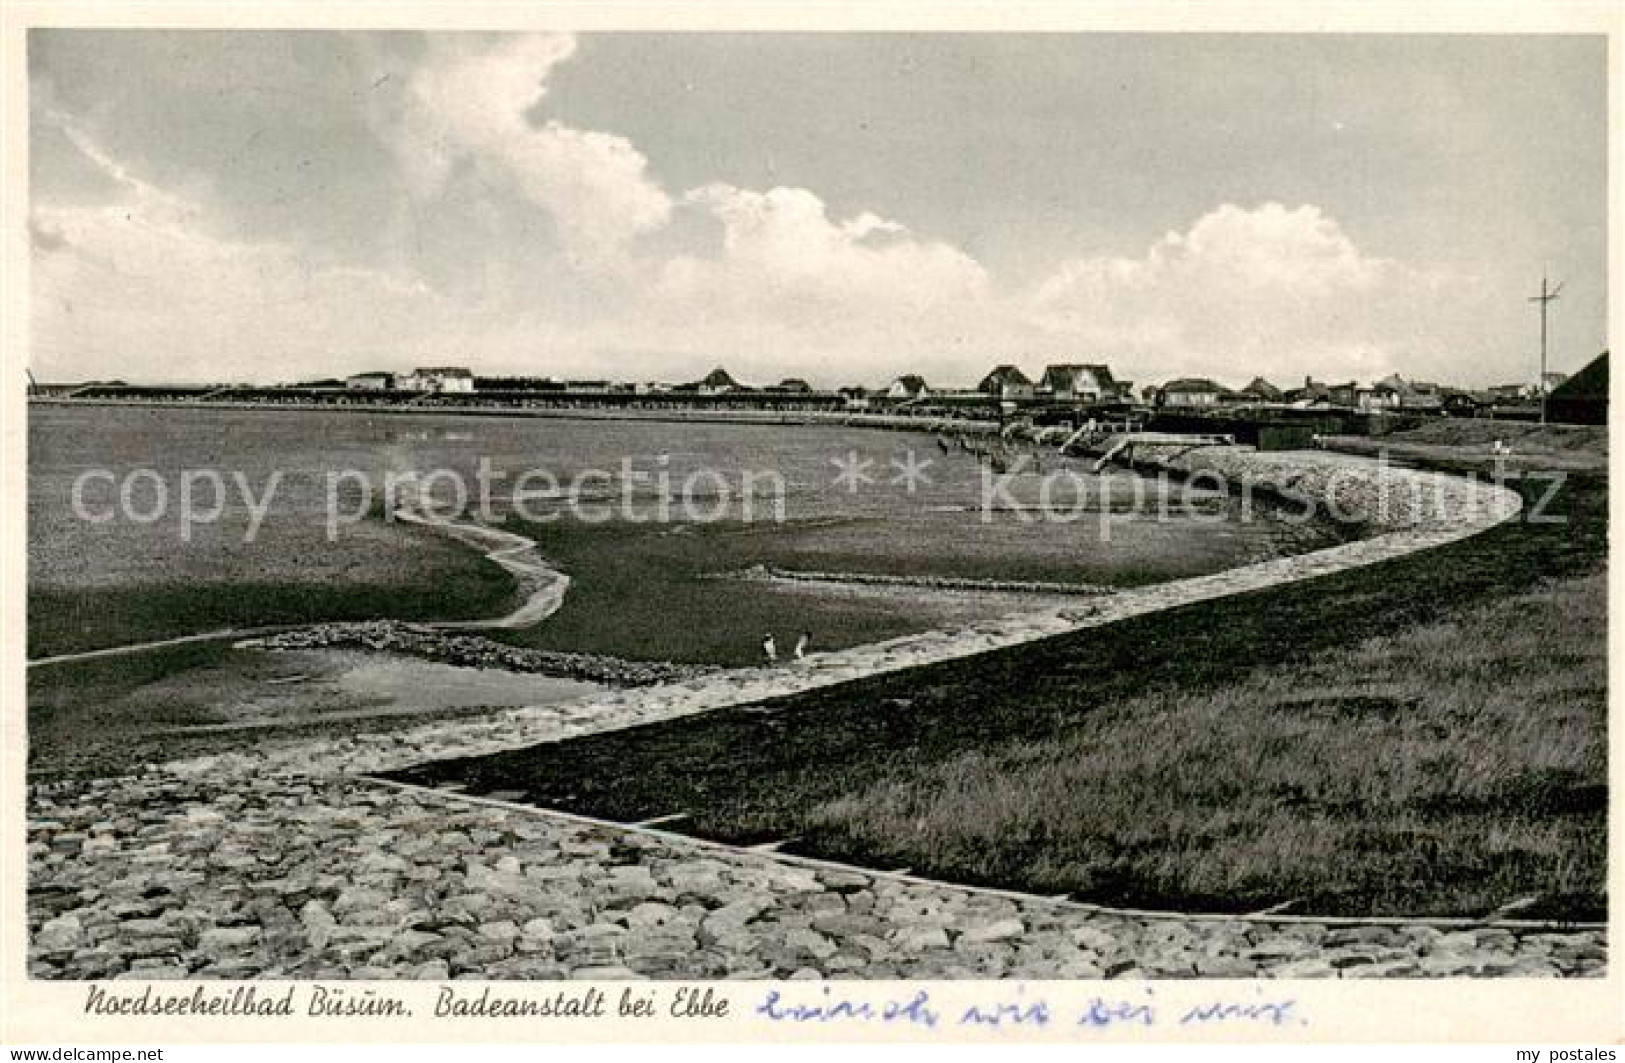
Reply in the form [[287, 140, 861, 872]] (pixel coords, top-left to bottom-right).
[[806, 568, 1604, 919]]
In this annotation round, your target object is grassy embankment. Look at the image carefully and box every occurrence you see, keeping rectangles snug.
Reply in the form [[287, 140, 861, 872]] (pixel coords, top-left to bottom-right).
[[387, 424, 1607, 920]]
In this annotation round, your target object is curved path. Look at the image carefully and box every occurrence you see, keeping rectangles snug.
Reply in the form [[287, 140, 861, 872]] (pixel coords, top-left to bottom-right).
[[392, 507, 571, 631], [31, 448, 1602, 981]]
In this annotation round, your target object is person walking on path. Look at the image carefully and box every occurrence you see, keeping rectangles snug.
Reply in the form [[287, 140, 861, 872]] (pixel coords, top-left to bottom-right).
[[794, 631, 811, 660], [762, 633, 778, 664]]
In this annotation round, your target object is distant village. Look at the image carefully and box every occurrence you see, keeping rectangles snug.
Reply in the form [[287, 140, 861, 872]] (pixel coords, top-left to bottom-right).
[[26, 350, 1610, 427]]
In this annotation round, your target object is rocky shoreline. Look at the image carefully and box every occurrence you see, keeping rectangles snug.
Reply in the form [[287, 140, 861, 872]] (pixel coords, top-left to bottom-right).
[[239, 622, 716, 687]]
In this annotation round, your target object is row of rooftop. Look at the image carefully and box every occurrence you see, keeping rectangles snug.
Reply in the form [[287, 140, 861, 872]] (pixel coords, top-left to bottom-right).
[[335, 360, 1585, 415], [31, 351, 1607, 425]]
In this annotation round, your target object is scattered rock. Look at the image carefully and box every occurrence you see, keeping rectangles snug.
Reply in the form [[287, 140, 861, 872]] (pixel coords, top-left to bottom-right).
[[960, 918, 1025, 944], [891, 927, 952, 953]]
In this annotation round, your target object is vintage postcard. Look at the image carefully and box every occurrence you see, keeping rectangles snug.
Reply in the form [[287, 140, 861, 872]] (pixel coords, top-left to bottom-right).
[[2, 0, 1619, 1049]]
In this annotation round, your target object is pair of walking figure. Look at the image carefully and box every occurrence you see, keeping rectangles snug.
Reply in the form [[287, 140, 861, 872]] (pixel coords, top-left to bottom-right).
[[763, 631, 809, 664]]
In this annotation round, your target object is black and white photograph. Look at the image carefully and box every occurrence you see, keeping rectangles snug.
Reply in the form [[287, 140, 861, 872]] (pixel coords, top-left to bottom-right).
[[4, 2, 1618, 1049]]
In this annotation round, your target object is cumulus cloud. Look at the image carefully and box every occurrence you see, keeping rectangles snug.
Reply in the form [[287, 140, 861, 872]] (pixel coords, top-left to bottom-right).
[[668, 184, 987, 312], [381, 34, 671, 268], [1029, 202, 1474, 386]]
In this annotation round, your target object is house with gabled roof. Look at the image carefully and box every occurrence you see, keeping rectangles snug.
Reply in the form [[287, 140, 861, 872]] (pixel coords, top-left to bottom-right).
[[887, 374, 930, 401], [697, 366, 741, 394], [1363, 373, 1444, 412], [977, 365, 1035, 400], [1238, 376, 1284, 402], [1037, 363, 1123, 402]]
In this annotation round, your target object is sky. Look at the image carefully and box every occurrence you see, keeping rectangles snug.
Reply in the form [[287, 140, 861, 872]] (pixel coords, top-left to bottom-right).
[[27, 30, 1609, 389]]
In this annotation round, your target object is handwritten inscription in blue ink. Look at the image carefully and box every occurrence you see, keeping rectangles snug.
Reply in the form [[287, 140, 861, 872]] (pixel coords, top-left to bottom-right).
[[756, 988, 940, 1029], [1180, 999, 1300, 1026], [960, 998, 1052, 1029], [1079, 995, 1157, 1028], [754, 985, 1306, 1034]]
